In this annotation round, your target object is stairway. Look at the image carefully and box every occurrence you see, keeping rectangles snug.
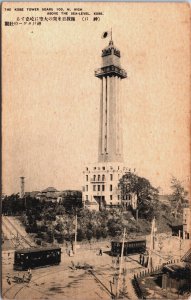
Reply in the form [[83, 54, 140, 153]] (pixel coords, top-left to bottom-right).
[[181, 248, 191, 263], [2, 216, 36, 248]]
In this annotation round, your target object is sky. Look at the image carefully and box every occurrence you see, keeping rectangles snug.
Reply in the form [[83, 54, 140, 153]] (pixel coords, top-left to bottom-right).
[[2, 2, 191, 195]]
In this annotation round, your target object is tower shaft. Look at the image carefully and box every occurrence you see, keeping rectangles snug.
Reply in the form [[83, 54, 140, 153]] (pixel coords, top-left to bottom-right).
[[95, 40, 127, 163], [99, 76, 123, 162]]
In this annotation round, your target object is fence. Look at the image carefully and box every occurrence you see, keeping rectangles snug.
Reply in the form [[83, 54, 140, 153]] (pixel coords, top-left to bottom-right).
[[132, 276, 146, 299], [131, 258, 181, 299]]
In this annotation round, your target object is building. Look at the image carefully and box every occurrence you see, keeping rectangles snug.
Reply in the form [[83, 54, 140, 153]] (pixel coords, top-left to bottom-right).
[[82, 37, 134, 210], [162, 263, 191, 293], [158, 194, 171, 206], [83, 163, 130, 210], [26, 188, 82, 205], [35, 187, 60, 202]]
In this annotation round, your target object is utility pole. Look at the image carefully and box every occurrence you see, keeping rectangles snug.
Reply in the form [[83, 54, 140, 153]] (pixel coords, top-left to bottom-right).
[[20, 177, 25, 199], [148, 217, 157, 268], [73, 213, 77, 254], [20, 177, 26, 209], [179, 230, 182, 259], [136, 209, 138, 223], [116, 228, 126, 299]]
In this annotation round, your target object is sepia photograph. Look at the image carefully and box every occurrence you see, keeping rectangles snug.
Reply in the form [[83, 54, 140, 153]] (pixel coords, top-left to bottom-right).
[[1, 2, 191, 299]]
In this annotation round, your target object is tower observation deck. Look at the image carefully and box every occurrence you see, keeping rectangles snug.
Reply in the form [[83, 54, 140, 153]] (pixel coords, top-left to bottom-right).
[[95, 40, 127, 163]]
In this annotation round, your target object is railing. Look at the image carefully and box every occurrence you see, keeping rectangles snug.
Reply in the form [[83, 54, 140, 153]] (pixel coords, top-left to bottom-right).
[[90, 178, 105, 183], [181, 248, 191, 262], [95, 65, 127, 78]]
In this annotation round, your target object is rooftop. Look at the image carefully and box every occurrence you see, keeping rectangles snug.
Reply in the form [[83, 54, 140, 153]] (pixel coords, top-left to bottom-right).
[[41, 187, 59, 193], [15, 246, 61, 254], [102, 40, 120, 58]]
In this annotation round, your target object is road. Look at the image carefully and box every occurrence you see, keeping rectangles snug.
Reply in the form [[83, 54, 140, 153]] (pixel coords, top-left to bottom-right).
[[2, 231, 190, 300]]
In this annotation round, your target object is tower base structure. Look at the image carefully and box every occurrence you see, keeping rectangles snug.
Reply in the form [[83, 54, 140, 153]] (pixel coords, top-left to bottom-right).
[[82, 162, 129, 211]]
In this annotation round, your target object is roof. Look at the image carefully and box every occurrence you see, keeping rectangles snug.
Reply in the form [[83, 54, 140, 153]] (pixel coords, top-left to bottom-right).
[[41, 187, 58, 193], [171, 224, 183, 229], [102, 40, 120, 57], [61, 190, 82, 195], [158, 195, 170, 203], [164, 264, 184, 272], [45, 192, 59, 198], [30, 191, 40, 197], [112, 238, 146, 243], [15, 246, 61, 254], [163, 263, 190, 277]]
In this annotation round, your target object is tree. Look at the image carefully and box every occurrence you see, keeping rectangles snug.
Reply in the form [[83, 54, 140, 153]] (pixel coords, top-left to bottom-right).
[[170, 177, 189, 218], [77, 228, 86, 241], [107, 218, 123, 237], [101, 227, 108, 239], [95, 228, 102, 241], [86, 229, 93, 242], [119, 172, 159, 221], [62, 191, 83, 213], [2, 193, 22, 215]]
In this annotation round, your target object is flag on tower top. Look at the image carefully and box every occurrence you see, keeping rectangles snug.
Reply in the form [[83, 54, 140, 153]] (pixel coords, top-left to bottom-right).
[[101, 30, 111, 39]]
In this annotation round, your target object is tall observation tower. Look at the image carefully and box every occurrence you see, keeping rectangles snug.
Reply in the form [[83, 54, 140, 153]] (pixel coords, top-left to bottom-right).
[[95, 39, 127, 163], [83, 35, 130, 210]]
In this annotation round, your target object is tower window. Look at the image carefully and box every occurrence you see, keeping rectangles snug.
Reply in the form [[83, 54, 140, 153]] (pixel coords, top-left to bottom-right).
[[98, 175, 100, 181], [86, 167, 88, 171], [98, 185, 100, 191], [102, 166, 105, 170], [93, 175, 96, 181], [86, 195, 88, 200], [86, 185, 88, 192], [102, 174, 105, 181], [86, 175, 88, 181], [110, 195, 112, 200], [102, 185, 105, 191], [110, 174, 113, 181], [110, 185, 112, 191], [93, 185, 96, 191]]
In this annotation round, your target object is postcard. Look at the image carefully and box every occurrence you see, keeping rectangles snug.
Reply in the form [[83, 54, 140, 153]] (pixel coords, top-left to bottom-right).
[[2, 2, 191, 299]]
